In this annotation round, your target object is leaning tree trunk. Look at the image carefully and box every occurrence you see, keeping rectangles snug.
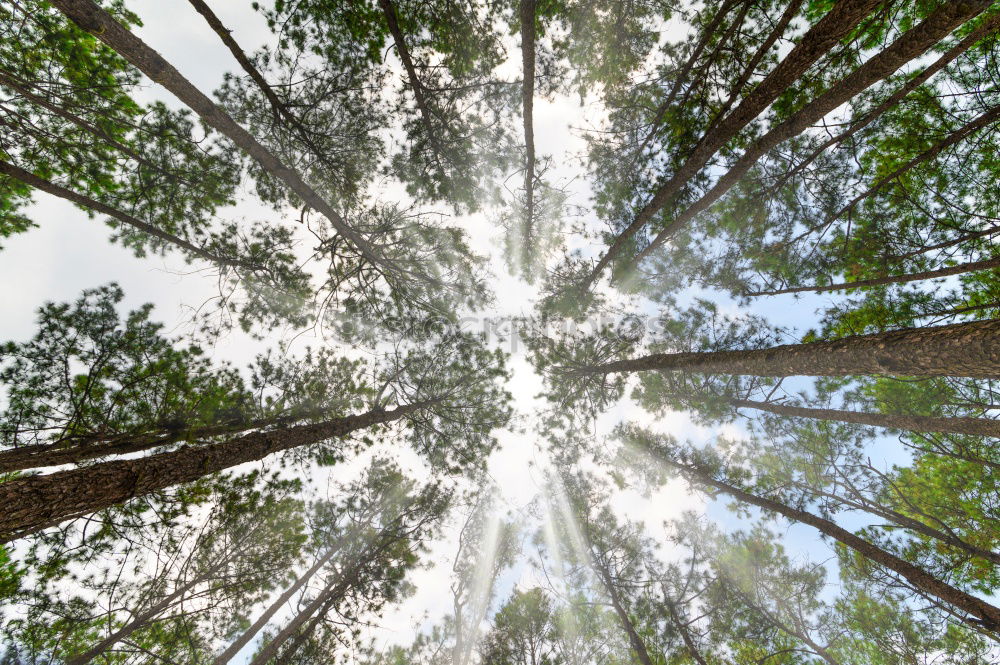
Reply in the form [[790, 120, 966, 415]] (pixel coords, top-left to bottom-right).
[[749, 254, 1000, 297], [659, 456, 1000, 632], [50, 0, 389, 274], [728, 398, 1000, 437], [592, 556, 656, 665], [214, 543, 342, 665], [0, 159, 251, 270], [634, 0, 991, 264], [576, 319, 1000, 379], [580, 0, 884, 290], [520, 0, 537, 271], [0, 402, 428, 543], [247, 529, 401, 665], [0, 410, 325, 473]]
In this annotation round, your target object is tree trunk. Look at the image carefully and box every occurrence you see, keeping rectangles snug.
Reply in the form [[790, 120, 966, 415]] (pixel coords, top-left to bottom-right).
[[659, 456, 1000, 632], [520, 0, 537, 269], [664, 599, 710, 665], [634, 0, 990, 264], [575, 319, 1000, 379], [729, 397, 1000, 437], [0, 411, 327, 473], [580, 0, 883, 290], [214, 544, 340, 665], [0, 402, 427, 543], [749, 254, 1000, 296], [376, 0, 448, 172], [247, 529, 401, 665], [50, 0, 389, 275], [0, 159, 251, 270], [592, 557, 655, 665]]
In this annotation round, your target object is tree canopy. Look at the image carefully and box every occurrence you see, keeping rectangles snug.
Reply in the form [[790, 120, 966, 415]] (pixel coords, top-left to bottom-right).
[[2, 0, 999, 662]]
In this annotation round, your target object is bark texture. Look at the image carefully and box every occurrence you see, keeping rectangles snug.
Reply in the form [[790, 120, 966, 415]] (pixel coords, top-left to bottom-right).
[[0, 403, 424, 543], [662, 457, 1000, 631], [577, 319, 1000, 379]]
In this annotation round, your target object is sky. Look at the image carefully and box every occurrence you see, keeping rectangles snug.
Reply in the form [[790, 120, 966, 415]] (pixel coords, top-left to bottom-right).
[[0, 0, 882, 660]]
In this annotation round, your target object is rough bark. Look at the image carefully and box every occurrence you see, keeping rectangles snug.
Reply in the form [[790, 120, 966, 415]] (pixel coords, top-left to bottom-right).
[[635, 0, 991, 264], [575, 319, 1000, 379], [520, 0, 537, 268], [0, 413, 313, 474], [580, 0, 884, 290], [0, 159, 253, 270], [0, 402, 427, 543], [213, 545, 340, 665], [50, 0, 389, 275], [660, 457, 1000, 632], [730, 397, 1000, 437]]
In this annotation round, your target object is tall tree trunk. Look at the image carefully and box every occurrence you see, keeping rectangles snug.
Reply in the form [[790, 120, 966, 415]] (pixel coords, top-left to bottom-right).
[[634, 0, 990, 265], [749, 253, 1000, 296], [520, 0, 537, 271], [50, 0, 390, 275], [0, 402, 429, 543], [247, 529, 401, 665], [664, 599, 710, 665], [0, 412, 315, 474], [214, 544, 341, 665], [591, 556, 655, 665], [376, 0, 448, 173], [0, 159, 252, 270], [579, 0, 884, 291], [633, 0, 745, 160], [574, 319, 1000, 379], [728, 397, 1000, 437], [657, 455, 1000, 632]]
